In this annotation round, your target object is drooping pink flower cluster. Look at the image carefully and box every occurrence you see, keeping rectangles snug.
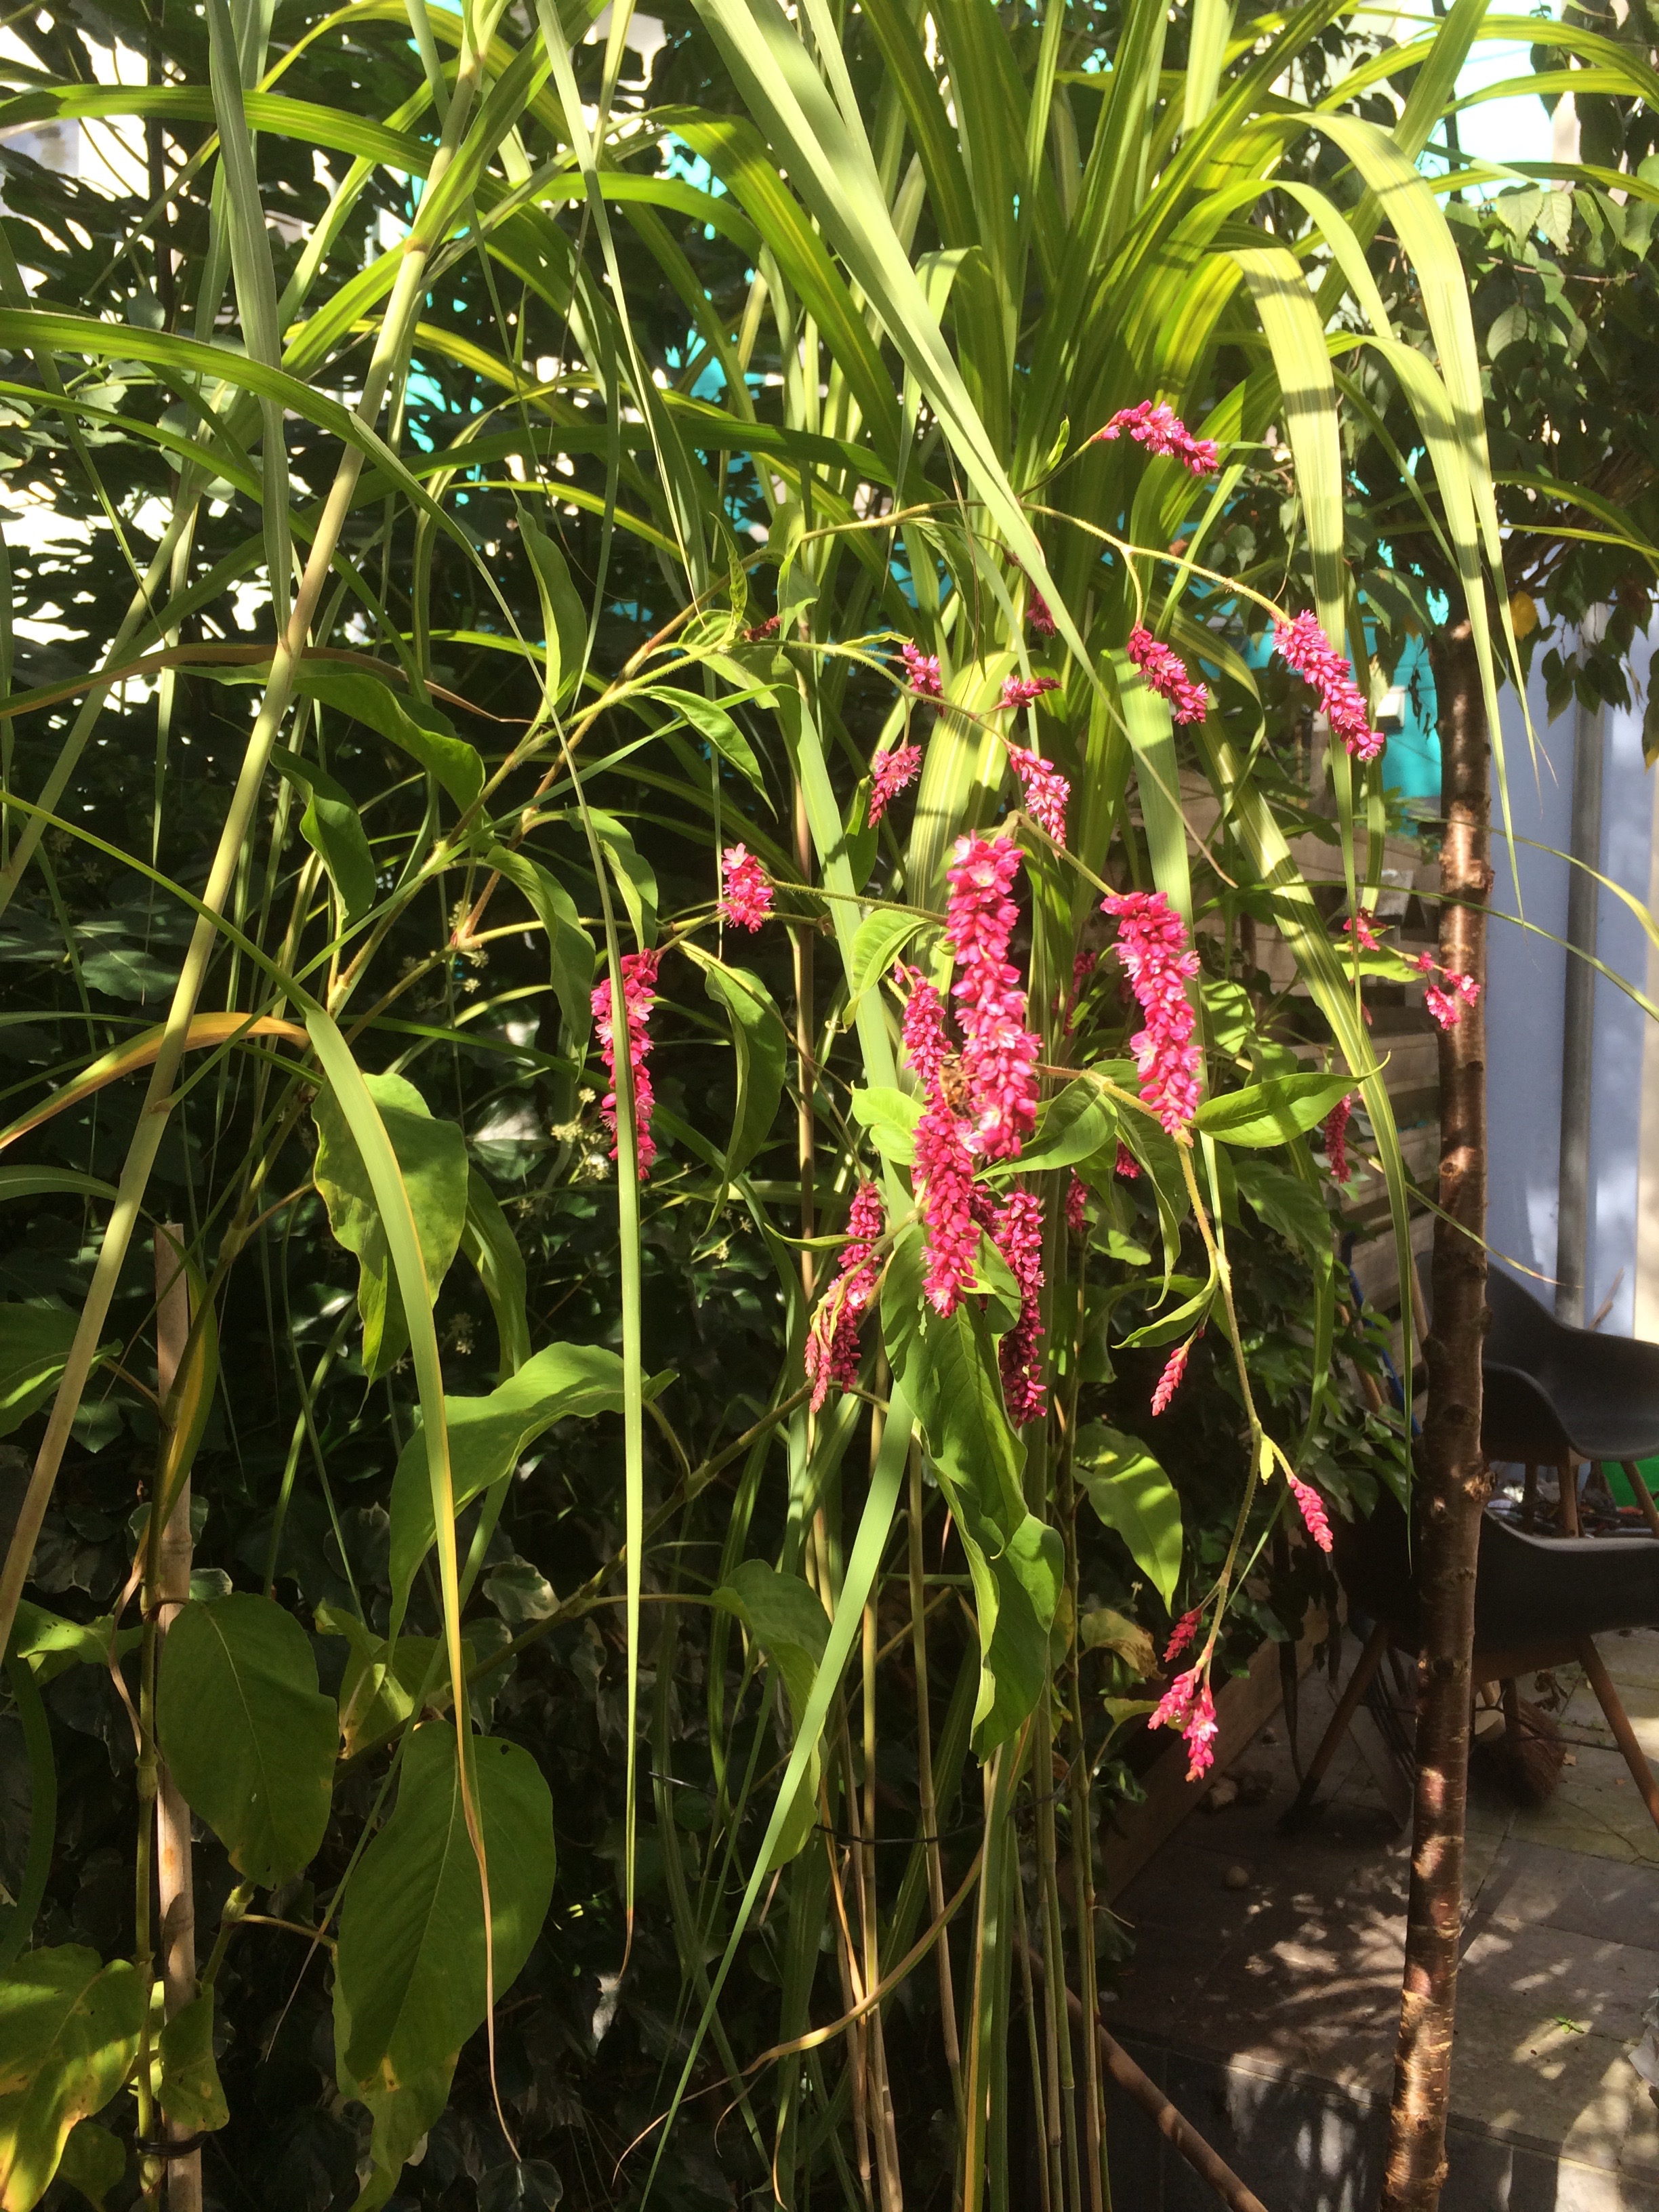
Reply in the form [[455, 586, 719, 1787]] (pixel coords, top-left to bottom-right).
[[1065, 1173, 1088, 1236], [1151, 1340, 1190, 1416], [1289, 1473, 1334, 1555], [720, 844, 773, 931], [869, 743, 922, 826], [1093, 401, 1219, 478], [1029, 588, 1056, 639], [1115, 1142, 1141, 1181], [1343, 909, 1382, 954], [743, 613, 780, 643], [1414, 950, 1481, 1031], [592, 949, 661, 1178], [1164, 1607, 1202, 1666], [947, 836, 1042, 1162], [1006, 746, 1070, 844], [999, 674, 1060, 712], [1150, 1664, 1219, 1781], [1101, 889, 1204, 1135], [991, 1189, 1046, 1426], [1273, 611, 1384, 762], [900, 974, 981, 1317], [804, 1181, 886, 1412], [1126, 626, 1208, 725], [899, 642, 942, 697], [1324, 1093, 1354, 1185]]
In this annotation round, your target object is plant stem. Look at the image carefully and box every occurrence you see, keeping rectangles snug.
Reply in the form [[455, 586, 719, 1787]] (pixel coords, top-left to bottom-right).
[[1380, 617, 1490, 2212]]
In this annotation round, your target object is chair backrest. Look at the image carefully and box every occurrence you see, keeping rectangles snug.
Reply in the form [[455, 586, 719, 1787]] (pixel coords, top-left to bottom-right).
[[1486, 1268, 1569, 1373]]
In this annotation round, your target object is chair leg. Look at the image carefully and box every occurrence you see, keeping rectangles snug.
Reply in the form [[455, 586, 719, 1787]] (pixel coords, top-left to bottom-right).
[[1623, 1461, 1659, 1542], [1576, 1637, 1659, 1837], [1559, 1459, 1580, 1538], [1279, 1620, 1392, 1832]]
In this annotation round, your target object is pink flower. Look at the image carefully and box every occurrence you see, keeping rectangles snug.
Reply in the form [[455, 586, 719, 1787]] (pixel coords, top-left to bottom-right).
[[1126, 626, 1208, 725], [899, 642, 942, 697], [1273, 611, 1384, 762], [719, 844, 773, 931], [1101, 888, 1204, 1135], [991, 1189, 1046, 1427], [998, 674, 1060, 712], [1324, 1093, 1353, 1185], [1028, 589, 1056, 639], [1093, 401, 1218, 478], [1064, 949, 1098, 1035], [1343, 909, 1382, 954], [913, 1092, 981, 1316], [1289, 1474, 1334, 1555], [1065, 1174, 1088, 1237], [869, 743, 922, 827], [1454, 970, 1481, 1004], [1414, 950, 1437, 975], [1164, 1608, 1201, 1666], [804, 1182, 886, 1412], [1006, 746, 1070, 844], [1114, 1142, 1141, 1181], [946, 836, 1042, 1162], [1151, 1340, 1189, 1416], [743, 613, 780, 643], [1149, 1665, 1219, 1782], [897, 966, 952, 1092], [591, 949, 661, 1178], [1425, 985, 1458, 1031]]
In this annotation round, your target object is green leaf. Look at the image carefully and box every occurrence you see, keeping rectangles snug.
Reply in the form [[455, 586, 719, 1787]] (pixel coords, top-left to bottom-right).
[[1074, 1422, 1184, 1608], [333, 1726, 555, 2089], [79, 947, 176, 1000], [844, 907, 926, 1022], [646, 685, 769, 796], [155, 1594, 337, 1887], [518, 514, 588, 706], [292, 668, 483, 813], [312, 1071, 468, 1382], [0, 1948, 144, 2212], [0, 1308, 106, 1439], [269, 744, 377, 925], [1234, 1156, 1334, 1261], [699, 957, 787, 1179], [0, 1171, 116, 1208], [387, 1342, 627, 1632], [850, 1084, 922, 1164], [1012, 1080, 1118, 1174], [54, 2121, 123, 2211], [458, 1170, 531, 1382], [586, 813, 658, 947], [1193, 1069, 1353, 1147], [9, 1603, 135, 1685], [157, 1994, 228, 2134], [483, 846, 595, 1040], [712, 1561, 828, 1864]]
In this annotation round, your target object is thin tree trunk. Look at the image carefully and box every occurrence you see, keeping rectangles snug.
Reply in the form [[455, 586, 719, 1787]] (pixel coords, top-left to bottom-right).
[[1380, 619, 1491, 2212]]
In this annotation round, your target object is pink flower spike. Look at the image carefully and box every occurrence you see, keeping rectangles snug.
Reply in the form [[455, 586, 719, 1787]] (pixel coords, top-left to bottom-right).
[[1028, 588, 1057, 639], [914, 1093, 981, 1316], [743, 613, 780, 643], [1126, 625, 1208, 725], [1114, 1142, 1141, 1181], [1273, 611, 1385, 762], [1425, 983, 1462, 1031], [591, 949, 661, 1179], [1343, 909, 1382, 954], [1324, 1093, 1354, 1185], [991, 1190, 1047, 1426], [945, 836, 1042, 1162], [998, 674, 1061, 712], [1151, 1340, 1190, 1416], [719, 844, 773, 932], [1006, 745, 1070, 844], [1164, 1608, 1201, 1666], [804, 1181, 886, 1412], [1101, 888, 1204, 1134], [869, 743, 922, 827], [1093, 401, 1219, 478], [1065, 1173, 1088, 1237], [897, 966, 953, 1094], [899, 642, 942, 698], [1289, 1473, 1334, 1555], [1414, 950, 1437, 975], [1453, 970, 1481, 1005], [1182, 1683, 1218, 1780]]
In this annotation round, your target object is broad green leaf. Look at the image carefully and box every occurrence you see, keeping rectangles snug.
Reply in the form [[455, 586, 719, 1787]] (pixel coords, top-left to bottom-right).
[[54, 2122, 123, 2211], [1079, 1607, 1158, 1678], [713, 1561, 828, 1864], [646, 685, 769, 796], [333, 1725, 555, 2089], [699, 957, 787, 1179], [1075, 1422, 1184, 1607], [157, 1994, 228, 2135], [458, 1169, 531, 1381], [1011, 1080, 1118, 1174], [386, 1341, 626, 1631], [1193, 1070, 1353, 1147], [0, 1309, 108, 1439], [1235, 1156, 1335, 1262], [483, 845, 595, 1040], [0, 1948, 144, 2212], [844, 907, 926, 1021], [292, 668, 483, 813], [155, 1595, 337, 1886], [850, 1084, 922, 1164], [10, 1603, 135, 1685], [269, 744, 377, 924], [312, 1071, 468, 1382], [316, 1605, 488, 1758]]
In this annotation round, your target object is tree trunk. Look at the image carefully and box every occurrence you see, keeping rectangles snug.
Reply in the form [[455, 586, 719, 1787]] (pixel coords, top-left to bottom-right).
[[1380, 620, 1491, 2211]]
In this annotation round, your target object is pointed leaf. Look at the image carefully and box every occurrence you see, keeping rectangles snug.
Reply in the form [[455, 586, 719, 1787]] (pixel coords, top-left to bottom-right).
[[1075, 1422, 1184, 1607], [0, 1950, 144, 2212]]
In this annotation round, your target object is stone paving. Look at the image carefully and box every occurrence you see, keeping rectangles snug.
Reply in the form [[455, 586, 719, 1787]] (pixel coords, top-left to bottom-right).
[[1103, 1629, 1659, 2210]]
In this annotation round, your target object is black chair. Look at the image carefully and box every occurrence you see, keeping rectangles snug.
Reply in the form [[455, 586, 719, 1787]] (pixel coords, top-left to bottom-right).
[[1282, 1490, 1659, 1832]]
